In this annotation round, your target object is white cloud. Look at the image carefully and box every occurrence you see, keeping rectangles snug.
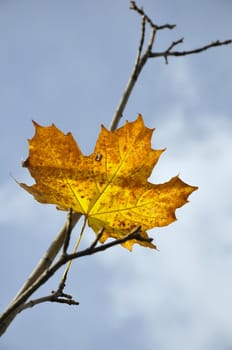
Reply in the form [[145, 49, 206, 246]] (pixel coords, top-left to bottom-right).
[[164, 59, 199, 104], [0, 179, 67, 237], [96, 109, 232, 349], [0, 181, 36, 225]]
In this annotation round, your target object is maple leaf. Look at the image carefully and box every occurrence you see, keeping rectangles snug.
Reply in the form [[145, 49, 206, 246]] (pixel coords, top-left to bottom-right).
[[19, 115, 197, 250]]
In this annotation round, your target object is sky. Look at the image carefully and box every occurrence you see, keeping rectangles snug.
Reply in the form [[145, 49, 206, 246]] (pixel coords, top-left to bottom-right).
[[0, 0, 232, 349]]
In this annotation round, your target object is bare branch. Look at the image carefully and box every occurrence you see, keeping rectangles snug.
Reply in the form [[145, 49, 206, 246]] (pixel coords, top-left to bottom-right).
[[150, 39, 232, 64], [89, 227, 105, 249], [0, 212, 82, 336], [0, 226, 151, 333], [166, 38, 184, 52], [18, 290, 79, 313], [110, 13, 157, 130], [135, 14, 146, 67], [62, 208, 74, 255], [110, 2, 178, 131], [68, 226, 149, 260], [130, 1, 175, 30], [156, 23, 176, 30], [110, 1, 231, 131], [13, 212, 81, 305]]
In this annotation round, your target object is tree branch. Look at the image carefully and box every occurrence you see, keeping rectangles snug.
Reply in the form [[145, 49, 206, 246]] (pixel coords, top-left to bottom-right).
[[12, 212, 81, 306], [130, 1, 176, 30], [1, 0, 231, 337], [0, 212, 82, 336], [110, 1, 231, 131], [0, 227, 150, 333], [18, 291, 79, 313], [89, 227, 105, 249], [150, 39, 232, 64], [62, 208, 74, 255], [109, 2, 177, 131]]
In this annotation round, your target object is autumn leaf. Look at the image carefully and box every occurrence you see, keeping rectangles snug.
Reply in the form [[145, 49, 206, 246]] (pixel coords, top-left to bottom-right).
[[19, 115, 197, 250]]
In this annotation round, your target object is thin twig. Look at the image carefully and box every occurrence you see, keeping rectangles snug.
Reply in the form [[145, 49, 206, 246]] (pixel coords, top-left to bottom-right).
[[68, 227, 153, 260], [62, 208, 74, 255], [0, 212, 81, 336], [156, 23, 176, 30], [130, 1, 175, 30], [13, 212, 81, 305], [18, 227, 147, 313], [166, 38, 184, 52], [0, 227, 148, 330], [89, 227, 105, 249], [18, 292, 79, 313], [109, 19, 155, 131], [110, 2, 177, 131], [110, 2, 231, 131], [135, 14, 146, 68], [150, 39, 232, 64]]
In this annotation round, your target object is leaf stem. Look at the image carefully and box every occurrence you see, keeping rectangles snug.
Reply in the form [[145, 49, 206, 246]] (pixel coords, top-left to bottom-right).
[[61, 216, 87, 284]]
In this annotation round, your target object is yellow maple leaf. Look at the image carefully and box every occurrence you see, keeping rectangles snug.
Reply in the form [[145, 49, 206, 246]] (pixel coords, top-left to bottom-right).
[[19, 115, 197, 250]]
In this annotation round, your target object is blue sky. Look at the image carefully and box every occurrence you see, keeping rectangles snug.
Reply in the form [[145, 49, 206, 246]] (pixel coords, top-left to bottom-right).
[[0, 0, 232, 349]]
